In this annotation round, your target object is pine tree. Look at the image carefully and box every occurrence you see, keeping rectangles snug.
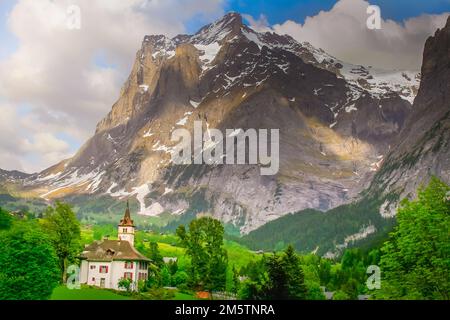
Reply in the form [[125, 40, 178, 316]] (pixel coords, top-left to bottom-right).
[[282, 245, 308, 299]]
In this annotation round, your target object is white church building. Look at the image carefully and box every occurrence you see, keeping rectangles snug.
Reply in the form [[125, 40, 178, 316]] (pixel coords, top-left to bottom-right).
[[79, 202, 150, 291]]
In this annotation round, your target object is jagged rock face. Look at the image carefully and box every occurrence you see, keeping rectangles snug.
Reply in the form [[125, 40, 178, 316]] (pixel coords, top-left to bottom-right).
[[370, 16, 450, 214], [10, 13, 425, 233]]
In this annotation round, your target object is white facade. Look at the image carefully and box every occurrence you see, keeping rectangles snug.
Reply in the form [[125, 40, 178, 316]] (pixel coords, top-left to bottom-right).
[[118, 226, 135, 247], [80, 259, 149, 291], [79, 204, 149, 291]]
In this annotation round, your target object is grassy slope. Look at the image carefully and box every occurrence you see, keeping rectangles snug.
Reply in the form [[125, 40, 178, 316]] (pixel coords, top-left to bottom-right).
[[239, 195, 397, 255], [51, 286, 131, 300]]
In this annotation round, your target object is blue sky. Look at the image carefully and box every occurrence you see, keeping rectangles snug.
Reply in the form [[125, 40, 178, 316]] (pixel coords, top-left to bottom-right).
[[0, 0, 18, 59], [225, 0, 450, 24], [184, 0, 450, 33], [2, 1, 450, 56]]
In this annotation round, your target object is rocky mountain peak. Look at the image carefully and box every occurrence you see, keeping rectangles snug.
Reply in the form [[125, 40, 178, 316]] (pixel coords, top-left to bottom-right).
[[6, 12, 438, 236], [190, 12, 244, 45], [369, 15, 450, 207], [421, 15, 450, 86]]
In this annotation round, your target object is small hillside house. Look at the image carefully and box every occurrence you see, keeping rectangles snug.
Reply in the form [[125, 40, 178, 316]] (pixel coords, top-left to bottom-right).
[[79, 202, 150, 291]]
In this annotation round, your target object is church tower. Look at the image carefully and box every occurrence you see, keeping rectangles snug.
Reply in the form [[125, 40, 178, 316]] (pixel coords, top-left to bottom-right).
[[118, 201, 135, 246]]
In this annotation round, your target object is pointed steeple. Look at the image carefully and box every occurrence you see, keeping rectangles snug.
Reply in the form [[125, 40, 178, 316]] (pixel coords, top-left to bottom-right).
[[119, 200, 134, 227]]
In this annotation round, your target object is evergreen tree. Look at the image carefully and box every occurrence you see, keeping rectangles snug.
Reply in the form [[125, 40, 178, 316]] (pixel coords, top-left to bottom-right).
[[282, 245, 308, 299], [265, 253, 289, 299]]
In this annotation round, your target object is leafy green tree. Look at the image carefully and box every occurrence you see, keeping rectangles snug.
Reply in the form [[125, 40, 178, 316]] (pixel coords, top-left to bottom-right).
[[176, 217, 228, 292], [147, 263, 162, 288], [148, 242, 164, 267], [333, 290, 350, 300], [118, 278, 132, 292], [92, 224, 116, 240], [238, 258, 269, 300], [232, 265, 240, 295], [161, 266, 171, 287], [342, 278, 359, 300], [0, 222, 60, 300], [207, 252, 228, 292], [167, 260, 178, 275], [172, 271, 189, 287], [375, 177, 450, 300], [0, 207, 12, 230], [138, 280, 147, 293], [239, 279, 266, 300], [318, 258, 332, 285], [240, 258, 267, 282], [41, 202, 81, 283], [305, 283, 326, 300]]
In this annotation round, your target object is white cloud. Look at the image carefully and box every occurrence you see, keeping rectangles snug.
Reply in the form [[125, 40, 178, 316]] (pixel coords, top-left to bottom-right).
[[0, 0, 225, 173], [264, 0, 449, 70], [242, 13, 271, 33], [0, 103, 73, 172]]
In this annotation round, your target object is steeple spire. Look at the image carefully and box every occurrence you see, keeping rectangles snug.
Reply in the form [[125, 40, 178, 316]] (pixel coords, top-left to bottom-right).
[[119, 200, 134, 227]]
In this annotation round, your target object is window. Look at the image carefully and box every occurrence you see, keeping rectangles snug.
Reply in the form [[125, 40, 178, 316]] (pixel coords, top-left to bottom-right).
[[99, 266, 108, 273], [90, 265, 96, 270], [138, 272, 147, 280], [91, 277, 95, 282], [123, 228, 127, 233], [124, 261, 134, 269], [123, 272, 133, 280]]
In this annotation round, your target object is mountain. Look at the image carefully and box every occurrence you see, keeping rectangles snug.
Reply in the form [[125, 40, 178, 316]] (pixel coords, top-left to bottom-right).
[[2, 13, 440, 244], [369, 15, 450, 214], [240, 15, 450, 255]]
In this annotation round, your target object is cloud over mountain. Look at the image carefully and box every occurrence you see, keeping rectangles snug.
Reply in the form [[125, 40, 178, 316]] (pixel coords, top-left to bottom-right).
[[0, 0, 225, 172], [247, 0, 449, 70]]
